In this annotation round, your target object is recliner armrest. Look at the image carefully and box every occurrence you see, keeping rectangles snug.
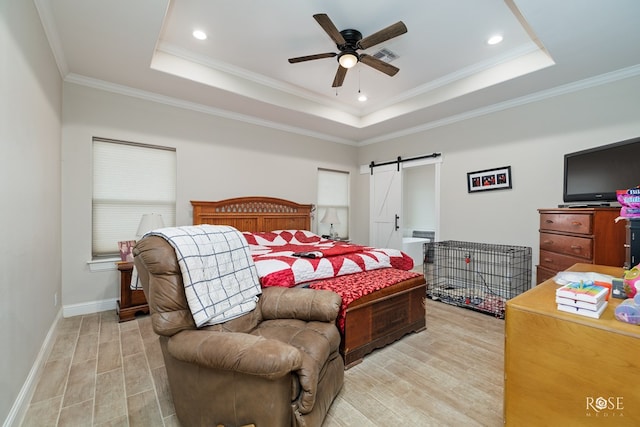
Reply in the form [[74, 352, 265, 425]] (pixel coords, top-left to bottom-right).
[[259, 287, 341, 322], [167, 330, 303, 380]]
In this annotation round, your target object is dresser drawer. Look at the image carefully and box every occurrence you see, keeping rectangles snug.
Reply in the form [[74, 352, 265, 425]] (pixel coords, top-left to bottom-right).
[[536, 265, 557, 284], [539, 249, 588, 272], [536, 208, 626, 283], [539, 232, 593, 260], [539, 213, 592, 234]]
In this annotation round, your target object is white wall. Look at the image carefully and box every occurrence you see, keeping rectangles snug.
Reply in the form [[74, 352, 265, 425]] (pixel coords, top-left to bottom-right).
[[0, 0, 62, 423], [356, 75, 640, 284], [61, 83, 358, 313]]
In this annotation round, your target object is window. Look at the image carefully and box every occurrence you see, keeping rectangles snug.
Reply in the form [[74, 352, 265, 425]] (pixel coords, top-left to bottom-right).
[[317, 169, 349, 238], [92, 138, 176, 258]]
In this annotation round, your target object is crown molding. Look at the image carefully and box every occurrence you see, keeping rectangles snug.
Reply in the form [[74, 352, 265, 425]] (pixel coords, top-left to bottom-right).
[[157, 42, 360, 117], [64, 61, 640, 149], [64, 73, 357, 146], [358, 64, 640, 146], [33, 0, 69, 77]]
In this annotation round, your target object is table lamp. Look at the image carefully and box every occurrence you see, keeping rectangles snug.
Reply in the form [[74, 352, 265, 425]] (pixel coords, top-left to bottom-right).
[[136, 213, 165, 238], [320, 208, 340, 239]]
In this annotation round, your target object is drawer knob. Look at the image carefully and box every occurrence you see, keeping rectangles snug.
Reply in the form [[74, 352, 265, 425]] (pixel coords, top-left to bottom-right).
[[570, 245, 582, 250], [545, 219, 554, 224], [571, 221, 582, 227], [544, 258, 553, 263], [543, 240, 553, 245]]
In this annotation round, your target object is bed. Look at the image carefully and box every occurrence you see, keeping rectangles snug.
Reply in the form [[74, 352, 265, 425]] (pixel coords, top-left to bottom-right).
[[191, 197, 426, 368]]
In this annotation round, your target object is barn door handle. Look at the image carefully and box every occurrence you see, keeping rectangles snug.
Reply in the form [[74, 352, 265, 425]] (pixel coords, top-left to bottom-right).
[[395, 214, 400, 231]]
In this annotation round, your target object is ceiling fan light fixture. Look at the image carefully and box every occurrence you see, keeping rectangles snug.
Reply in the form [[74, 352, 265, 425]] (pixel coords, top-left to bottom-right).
[[338, 52, 358, 68], [288, 14, 407, 87]]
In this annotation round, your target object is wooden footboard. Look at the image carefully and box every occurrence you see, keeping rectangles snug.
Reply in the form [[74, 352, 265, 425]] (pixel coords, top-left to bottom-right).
[[341, 275, 427, 368]]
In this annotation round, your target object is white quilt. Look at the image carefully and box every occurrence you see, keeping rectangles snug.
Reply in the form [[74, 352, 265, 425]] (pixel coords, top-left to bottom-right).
[[143, 225, 262, 327], [242, 230, 414, 287]]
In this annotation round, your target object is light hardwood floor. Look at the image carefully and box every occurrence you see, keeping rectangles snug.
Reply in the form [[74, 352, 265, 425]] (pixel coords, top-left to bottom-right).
[[21, 299, 504, 426]]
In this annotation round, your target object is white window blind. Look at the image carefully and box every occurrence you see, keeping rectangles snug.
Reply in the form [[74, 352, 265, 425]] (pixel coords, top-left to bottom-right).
[[92, 138, 176, 258], [317, 169, 349, 238]]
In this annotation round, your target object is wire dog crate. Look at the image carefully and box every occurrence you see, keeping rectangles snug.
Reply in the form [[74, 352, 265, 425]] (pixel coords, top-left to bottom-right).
[[424, 241, 532, 318]]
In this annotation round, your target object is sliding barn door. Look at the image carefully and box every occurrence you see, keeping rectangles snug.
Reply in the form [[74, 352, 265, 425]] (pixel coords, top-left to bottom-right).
[[370, 164, 402, 250]]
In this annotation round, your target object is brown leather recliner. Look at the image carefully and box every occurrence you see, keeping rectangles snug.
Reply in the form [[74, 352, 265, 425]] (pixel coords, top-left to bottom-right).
[[133, 235, 344, 427]]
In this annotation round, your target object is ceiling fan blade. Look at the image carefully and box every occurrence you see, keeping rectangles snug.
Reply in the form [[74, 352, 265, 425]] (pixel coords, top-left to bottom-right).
[[359, 54, 400, 77], [288, 52, 337, 64], [313, 13, 347, 46], [357, 21, 407, 50], [332, 65, 348, 87]]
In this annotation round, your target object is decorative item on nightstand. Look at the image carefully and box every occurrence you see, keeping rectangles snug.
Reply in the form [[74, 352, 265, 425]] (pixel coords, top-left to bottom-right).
[[117, 240, 136, 262], [321, 207, 340, 239], [116, 212, 163, 322], [136, 213, 165, 238]]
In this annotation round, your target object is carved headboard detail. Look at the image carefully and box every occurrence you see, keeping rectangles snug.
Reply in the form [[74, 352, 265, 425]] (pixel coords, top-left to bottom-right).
[[191, 197, 313, 233]]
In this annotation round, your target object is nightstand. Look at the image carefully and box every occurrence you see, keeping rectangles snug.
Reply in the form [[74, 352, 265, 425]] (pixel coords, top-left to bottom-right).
[[116, 261, 149, 322]]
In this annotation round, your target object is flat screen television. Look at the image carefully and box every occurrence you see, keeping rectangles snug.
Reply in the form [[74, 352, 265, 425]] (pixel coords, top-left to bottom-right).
[[563, 136, 640, 204]]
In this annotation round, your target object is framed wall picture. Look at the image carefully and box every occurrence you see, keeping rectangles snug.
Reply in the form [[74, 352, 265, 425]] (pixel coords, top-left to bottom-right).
[[467, 166, 512, 193], [118, 240, 136, 262]]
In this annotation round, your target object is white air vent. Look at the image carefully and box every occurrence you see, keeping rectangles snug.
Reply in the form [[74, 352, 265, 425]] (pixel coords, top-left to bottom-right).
[[372, 48, 399, 63]]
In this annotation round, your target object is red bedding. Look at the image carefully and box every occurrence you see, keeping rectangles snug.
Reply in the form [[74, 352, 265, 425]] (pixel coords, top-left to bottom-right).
[[309, 268, 423, 331], [243, 230, 414, 288]]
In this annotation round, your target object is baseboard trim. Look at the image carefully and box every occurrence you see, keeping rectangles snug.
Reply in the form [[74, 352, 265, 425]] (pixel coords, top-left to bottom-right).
[[4, 299, 118, 426], [63, 298, 117, 318], [3, 308, 62, 427]]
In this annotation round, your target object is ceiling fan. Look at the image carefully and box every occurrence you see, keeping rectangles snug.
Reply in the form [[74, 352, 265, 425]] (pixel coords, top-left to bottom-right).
[[288, 14, 407, 88]]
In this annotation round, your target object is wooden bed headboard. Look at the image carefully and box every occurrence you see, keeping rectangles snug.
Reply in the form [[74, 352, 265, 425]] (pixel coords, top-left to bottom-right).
[[191, 197, 313, 232]]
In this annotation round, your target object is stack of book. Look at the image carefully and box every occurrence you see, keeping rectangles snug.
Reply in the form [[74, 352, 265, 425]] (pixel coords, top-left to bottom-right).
[[555, 281, 610, 319]]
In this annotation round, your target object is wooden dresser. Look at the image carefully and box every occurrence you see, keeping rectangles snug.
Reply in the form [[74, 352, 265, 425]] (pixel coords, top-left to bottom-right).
[[537, 207, 625, 284], [504, 263, 640, 426]]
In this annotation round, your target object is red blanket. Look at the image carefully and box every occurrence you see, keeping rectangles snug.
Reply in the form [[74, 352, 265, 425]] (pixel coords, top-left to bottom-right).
[[243, 230, 413, 288], [309, 268, 423, 331]]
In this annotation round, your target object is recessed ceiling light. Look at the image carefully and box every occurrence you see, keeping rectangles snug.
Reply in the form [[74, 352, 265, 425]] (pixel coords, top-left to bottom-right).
[[487, 34, 503, 45], [192, 30, 207, 40]]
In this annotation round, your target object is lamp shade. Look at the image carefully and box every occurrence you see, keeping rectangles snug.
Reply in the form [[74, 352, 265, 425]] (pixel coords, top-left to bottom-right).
[[320, 208, 340, 225], [136, 213, 165, 237]]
